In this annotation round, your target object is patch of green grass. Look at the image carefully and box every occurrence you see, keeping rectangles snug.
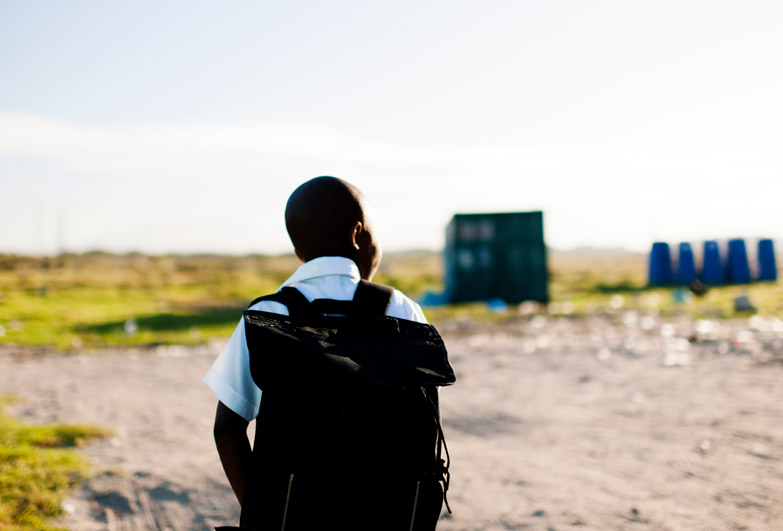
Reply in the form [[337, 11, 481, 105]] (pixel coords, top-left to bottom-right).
[[0, 254, 293, 350], [546, 253, 783, 318], [1, 251, 781, 350], [0, 395, 111, 531]]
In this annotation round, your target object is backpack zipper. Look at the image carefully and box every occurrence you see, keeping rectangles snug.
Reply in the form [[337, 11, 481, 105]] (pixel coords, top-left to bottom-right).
[[409, 480, 421, 531], [281, 473, 294, 531]]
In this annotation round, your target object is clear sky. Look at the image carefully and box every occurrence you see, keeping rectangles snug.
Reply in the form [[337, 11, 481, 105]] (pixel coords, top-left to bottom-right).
[[2, 0, 782, 255]]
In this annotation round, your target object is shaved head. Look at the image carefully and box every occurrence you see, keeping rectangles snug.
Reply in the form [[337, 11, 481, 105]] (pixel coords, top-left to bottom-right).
[[285, 176, 381, 279]]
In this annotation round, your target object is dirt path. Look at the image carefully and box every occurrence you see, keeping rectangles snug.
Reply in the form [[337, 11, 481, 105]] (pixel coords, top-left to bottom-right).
[[1, 343, 239, 530], [1, 314, 782, 530]]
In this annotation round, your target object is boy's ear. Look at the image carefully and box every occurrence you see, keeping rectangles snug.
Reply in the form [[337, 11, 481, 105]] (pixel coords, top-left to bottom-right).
[[294, 248, 305, 263], [350, 221, 363, 250]]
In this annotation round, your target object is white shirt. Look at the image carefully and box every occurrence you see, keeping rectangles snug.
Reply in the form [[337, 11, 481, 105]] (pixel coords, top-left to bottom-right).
[[203, 256, 428, 422]]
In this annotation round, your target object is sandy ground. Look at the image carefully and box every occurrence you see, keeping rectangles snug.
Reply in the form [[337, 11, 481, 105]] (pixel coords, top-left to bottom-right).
[[1, 313, 782, 531]]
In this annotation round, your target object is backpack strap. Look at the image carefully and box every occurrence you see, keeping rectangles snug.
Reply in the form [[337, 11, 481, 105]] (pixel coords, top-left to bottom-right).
[[247, 286, 311, 315], [352, 279, 394, 316], [422, 386, 452, 514], [248, 280, 394, 317]]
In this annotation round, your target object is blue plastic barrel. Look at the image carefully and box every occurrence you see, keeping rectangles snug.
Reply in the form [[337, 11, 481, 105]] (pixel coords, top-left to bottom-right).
[[649, 242, 673, 285], [677, 242, 696, 285], [757, 239, 777, 281], [727, 239, 751, 283], [701, 240, 723, 284]]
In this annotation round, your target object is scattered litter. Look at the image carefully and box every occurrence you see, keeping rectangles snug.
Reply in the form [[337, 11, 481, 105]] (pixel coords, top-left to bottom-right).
[[622, 506, 650, 524], [609, 295, 625, 310], [698, 439, 711, 454], [522, 338, 537, 354], [662, 351, 690, 367], [662, 340, 690, 364], [622, 311, 638, 328], [486, 298, 508, 313], [672, 289, 692, 303], [420, 291, 449, 307], [640, 315, 657, 331], [61, 502, 76, 514], [748, 316, 766, 331], [660, 323, 675, 337], [0, 325, 5, 337], [688, 279, 709, 296], [8, 319, 21, 330], [694, 319, 719, 339], [597, 347, 611, 361], [124, 319, 138, 336], [734, 295, 756, 313], [667, 337, 691, 352], [518, 301, 539, 315], [530, 315, 547, 329]]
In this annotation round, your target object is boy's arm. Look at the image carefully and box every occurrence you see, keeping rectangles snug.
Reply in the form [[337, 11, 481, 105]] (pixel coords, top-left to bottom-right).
[[213, 401, 252, 505]]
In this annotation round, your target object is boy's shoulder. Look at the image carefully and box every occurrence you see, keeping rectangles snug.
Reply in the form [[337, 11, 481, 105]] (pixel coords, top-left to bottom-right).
[[247, 281, 427, 324], [385, 286, 428, 323]]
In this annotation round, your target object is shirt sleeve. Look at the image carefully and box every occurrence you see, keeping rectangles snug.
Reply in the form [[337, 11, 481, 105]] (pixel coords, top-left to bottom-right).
[[386, 289, 429, 324], [203, 300, 288, 422]]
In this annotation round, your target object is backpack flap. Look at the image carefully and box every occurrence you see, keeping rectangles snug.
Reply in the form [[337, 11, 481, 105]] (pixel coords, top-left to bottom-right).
[[243, 310, 456, 392]]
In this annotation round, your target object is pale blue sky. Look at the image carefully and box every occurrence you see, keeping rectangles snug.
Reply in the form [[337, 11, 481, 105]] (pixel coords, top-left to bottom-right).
[[2, 0, 782, 254]]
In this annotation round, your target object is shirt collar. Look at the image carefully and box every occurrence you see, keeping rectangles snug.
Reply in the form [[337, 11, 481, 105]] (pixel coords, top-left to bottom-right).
[[278, 256, 361, 290]]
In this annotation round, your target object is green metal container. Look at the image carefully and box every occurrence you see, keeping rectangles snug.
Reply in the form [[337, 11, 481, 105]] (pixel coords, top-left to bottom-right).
[[444, 212, 548, 303]]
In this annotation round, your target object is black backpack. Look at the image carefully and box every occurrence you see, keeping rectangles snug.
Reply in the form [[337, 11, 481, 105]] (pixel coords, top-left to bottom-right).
[[236, 280, 455, 531]]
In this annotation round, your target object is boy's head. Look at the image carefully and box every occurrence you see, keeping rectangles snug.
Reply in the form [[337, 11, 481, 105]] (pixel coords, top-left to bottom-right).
[[285, 176, 382, 280]]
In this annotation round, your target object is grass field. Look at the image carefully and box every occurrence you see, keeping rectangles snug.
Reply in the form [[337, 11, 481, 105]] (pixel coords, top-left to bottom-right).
[[0, 250, 781, 351], [0, 395, 111, 531], [546, 251, 783, 317]]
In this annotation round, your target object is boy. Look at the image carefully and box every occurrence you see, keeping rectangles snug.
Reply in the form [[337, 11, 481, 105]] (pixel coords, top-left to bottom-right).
[[205, 176, 430, 507]]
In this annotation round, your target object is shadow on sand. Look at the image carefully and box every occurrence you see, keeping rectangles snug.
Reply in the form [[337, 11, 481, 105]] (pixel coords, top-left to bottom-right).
[[83, 307, 244, 334]]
